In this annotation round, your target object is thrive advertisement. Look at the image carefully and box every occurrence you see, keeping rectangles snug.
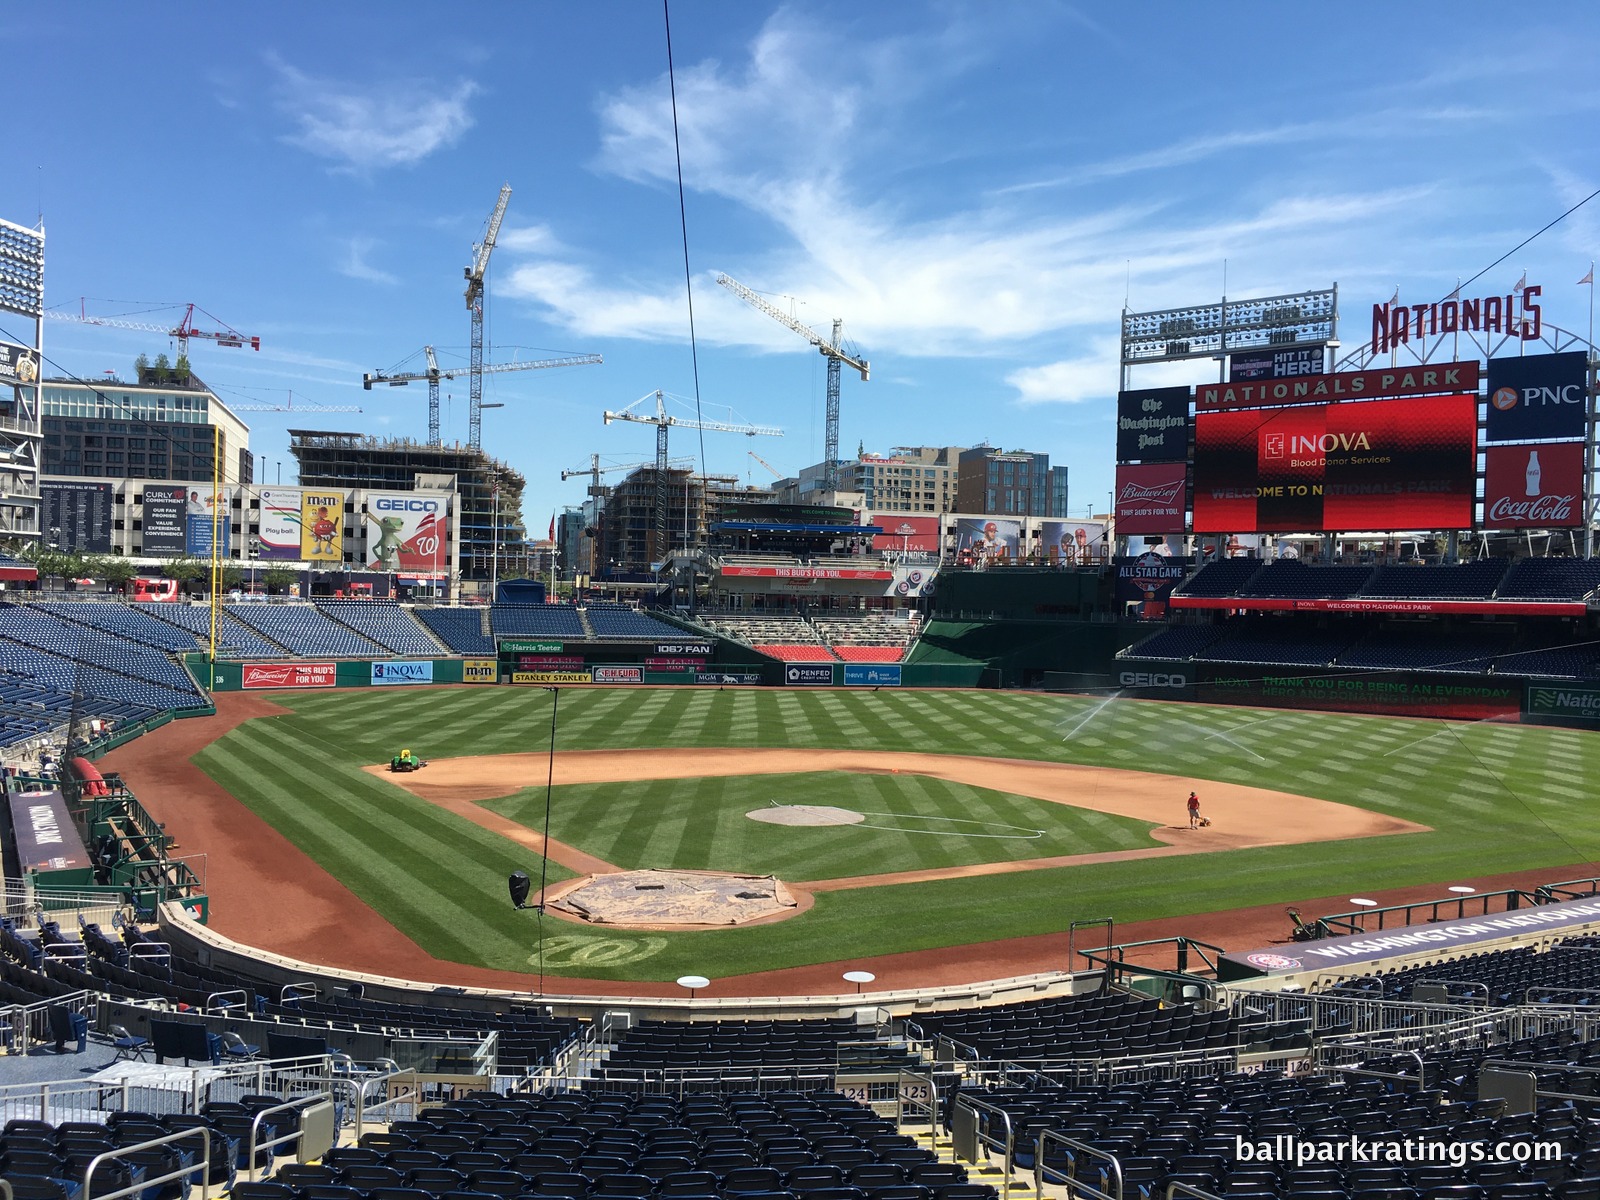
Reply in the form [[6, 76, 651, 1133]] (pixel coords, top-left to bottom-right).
[[365, 492, 448, 579]]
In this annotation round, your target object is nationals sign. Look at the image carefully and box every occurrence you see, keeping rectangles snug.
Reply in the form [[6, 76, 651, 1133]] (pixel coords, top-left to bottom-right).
[[1192, 394, 1477, 533], [1114, 463, 1188, 534], [1482, 441, 1584, 528], [1197, 362, 1478, 411], [242, 662, 336, 689]]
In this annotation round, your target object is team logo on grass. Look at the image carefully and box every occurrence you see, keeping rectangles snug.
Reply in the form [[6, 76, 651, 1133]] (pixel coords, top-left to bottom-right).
[[532, 934, 667, 967]]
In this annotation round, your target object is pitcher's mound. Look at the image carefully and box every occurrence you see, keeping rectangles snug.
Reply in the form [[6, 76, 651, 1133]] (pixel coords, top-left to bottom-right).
[[547, 869, 801, 927], [748, 805, 865, 827]]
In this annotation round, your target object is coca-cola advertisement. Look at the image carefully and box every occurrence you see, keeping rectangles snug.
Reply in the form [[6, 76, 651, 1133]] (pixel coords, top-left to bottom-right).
[[1114, 463, 1188, 534], [1482, 442, 1584, 528]]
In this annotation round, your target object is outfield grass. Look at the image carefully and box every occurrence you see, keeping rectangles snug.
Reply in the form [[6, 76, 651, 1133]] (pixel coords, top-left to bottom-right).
[[191, 687, 1600, 981], [480, 771, 1161, 880]]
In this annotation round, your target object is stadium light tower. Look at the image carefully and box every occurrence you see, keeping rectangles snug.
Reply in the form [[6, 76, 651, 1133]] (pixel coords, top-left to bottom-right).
[[0, 216, 45, 544]]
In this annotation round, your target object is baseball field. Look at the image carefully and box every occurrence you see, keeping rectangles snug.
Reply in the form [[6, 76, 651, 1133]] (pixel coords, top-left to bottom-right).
[[158, 686, 1600, 987]]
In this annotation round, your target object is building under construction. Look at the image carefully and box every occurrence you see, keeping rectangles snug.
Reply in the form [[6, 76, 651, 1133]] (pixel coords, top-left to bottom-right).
[[289, 431, 525, 584], [600, 467, 757, 573]]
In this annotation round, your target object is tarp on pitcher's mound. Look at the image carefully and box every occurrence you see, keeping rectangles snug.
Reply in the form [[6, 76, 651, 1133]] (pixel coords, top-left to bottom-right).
[[546, 869, 800, 927]]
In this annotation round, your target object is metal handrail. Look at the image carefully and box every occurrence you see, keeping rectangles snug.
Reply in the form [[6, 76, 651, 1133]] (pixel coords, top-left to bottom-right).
[[1525, 985, 1600, 1005], [953, 1092, 1017, 1195], [206, 988, 247, 1013], [893, 1067, 941, 1149], [246, 1093, 327, 1180], [1036, 1129, 1122, 1200], [83, 1126, 212, 1200]]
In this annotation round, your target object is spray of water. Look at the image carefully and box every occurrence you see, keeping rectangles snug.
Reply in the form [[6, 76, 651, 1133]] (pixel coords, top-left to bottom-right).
[[1057, 690, 1124, 743]]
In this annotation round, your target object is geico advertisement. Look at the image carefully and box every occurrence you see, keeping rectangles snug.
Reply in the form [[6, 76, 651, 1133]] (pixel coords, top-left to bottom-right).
[[1193, 395, 1476, 533], [363, 492, 448, 576]]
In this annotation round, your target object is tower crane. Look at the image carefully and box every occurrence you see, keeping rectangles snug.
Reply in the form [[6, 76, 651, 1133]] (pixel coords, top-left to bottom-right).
[[603, 390, 782, 564], [363, 345, 602, 447], [747, 450, 784, 480], [46, 300, 260, 354], [560, 454, 696, 578], [465, 184, 512, 451], [228, 390, 361, 414], [715, 273, 867, 492]]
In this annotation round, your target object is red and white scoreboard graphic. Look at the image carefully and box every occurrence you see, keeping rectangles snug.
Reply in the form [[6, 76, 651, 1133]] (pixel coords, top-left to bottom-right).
[[1192, 394, 1477, 533], [1482, 441, 1584, 528]]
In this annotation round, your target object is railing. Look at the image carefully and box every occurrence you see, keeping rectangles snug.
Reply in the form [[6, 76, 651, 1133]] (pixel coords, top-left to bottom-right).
[[244, 1093, 329, 1181], [952, 1092, 1018, 1196], [3, 989, 95, 1057], [83, 1125, 214, 1200], [1036, 1129, 1118, 1199]]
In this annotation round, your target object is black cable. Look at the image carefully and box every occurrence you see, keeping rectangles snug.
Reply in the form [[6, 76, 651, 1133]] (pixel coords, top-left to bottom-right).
[[662, 1, 709, 486], [1438, 184, 1600, 306]]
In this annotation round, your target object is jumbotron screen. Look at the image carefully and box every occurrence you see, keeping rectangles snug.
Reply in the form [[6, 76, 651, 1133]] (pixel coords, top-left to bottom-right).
[[1192, 394, 1477, 533]]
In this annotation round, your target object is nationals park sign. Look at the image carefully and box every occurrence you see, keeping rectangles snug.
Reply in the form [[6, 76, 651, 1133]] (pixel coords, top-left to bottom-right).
[[1196, 362, 1479, 411]]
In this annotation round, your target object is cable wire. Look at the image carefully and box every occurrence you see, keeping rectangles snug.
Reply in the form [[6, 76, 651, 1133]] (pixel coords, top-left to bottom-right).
[[662, 1, 709, 484]]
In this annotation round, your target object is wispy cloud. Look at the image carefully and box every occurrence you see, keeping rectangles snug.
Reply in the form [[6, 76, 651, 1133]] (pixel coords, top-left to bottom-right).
[[270, 54, 477, 171], [337, 237, 399, 286]]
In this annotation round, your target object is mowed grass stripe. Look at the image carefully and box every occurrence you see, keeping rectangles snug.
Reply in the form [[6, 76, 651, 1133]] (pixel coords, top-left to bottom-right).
[[197, 688, 1600, 979]]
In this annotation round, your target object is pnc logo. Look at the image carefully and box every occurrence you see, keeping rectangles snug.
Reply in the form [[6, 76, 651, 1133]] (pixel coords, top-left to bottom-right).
[[1491, 386, 1519, 411]]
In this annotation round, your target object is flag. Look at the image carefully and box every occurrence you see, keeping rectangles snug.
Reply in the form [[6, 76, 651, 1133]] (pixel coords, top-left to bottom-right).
[[1389, 286, 1400, 306], [548, 514, 555, 542], [1513, 271, 1526, 292], [1580, 266, 1594, 286]]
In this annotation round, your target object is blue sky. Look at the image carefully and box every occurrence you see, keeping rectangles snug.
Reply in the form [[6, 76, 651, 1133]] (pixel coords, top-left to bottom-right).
[[11, 3, 1599, 531]]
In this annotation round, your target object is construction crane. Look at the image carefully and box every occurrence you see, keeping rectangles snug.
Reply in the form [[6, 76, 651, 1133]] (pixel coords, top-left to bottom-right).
[[560, 454, 696, 485], [465, 184, 512, 451], [747, 450, 784, 480], [45, 300, 261, 354], [715, 273, 867, 492], [603, 390, 782, 565], [230, 395, 361, 419], [363, 345, 602, 447]]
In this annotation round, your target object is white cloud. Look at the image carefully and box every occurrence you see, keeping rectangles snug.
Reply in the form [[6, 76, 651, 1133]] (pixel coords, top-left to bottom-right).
[[337, 237, 399, 286], [270, 54, 477, 170]]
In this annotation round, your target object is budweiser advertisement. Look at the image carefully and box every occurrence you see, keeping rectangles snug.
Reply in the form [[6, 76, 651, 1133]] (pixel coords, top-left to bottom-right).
[[242, 663, 336, 689], [1483, 441, 1584, 528], [1192, 394, 1477, 533], [1114, 463, 1188, 534]]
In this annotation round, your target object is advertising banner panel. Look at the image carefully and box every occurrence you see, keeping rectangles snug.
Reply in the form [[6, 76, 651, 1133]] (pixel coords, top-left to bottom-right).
[[1485, 351, 1589, 442], [655, 641, 713, 657], [257, 488, 303, 560], [299, 492, 344, 563], [784, 663, 834, 686], [512, 671, 591, 685], [1192, 394, 1477, 533], [8, 789, 90, 872], [1229, 346, 1324, 382], [720, 565, 892, 580], [502, 640, 565, 654], [1113, 553, 1191, 604], [1527, 684, 1600, 726], [184, 486, 233, 558], [1037, 520, 1109, 564], [1116, 385, 1190, 462], [951, 517, 1021, 561], [371, 661, 434, 686], [1114, 463, 1188, 534], [592, 666, 643, 684], [1197, 361, 1479, 411], [42, 480, 113, 554], [140, 486, 187, 554], [1199, 668, 1519, 719], [694, 672, 763, 685], [364, 492, 448, 578], [242, 662, 336, 689], [842, 663, 901, 687], [1483, 441, 1584, 528], [870, 514, 942, 553], [647, 658, 706, 671], [0, 340, 40, 385], [462, 659, 498, 683]]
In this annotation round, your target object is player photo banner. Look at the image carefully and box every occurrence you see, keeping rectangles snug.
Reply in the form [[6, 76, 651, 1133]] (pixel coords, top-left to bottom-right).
[[1116, 385, 1190, 462], [184, 486, 232, 558], [1483, 442, 1584, 528], [1114, 463, 1188, 534], [257, 488, 302, 560], [1037, 519, 1109, 564], [1192, 394, 1476, 533], [299, 492, 345, 563], [1484, 351, 1589, 442], [364, 492, 448, 578], [952, 517, 1021, 561]]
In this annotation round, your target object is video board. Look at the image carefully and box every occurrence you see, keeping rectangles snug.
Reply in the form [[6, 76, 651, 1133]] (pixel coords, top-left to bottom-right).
[[1192, 394, 1477, 533]]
